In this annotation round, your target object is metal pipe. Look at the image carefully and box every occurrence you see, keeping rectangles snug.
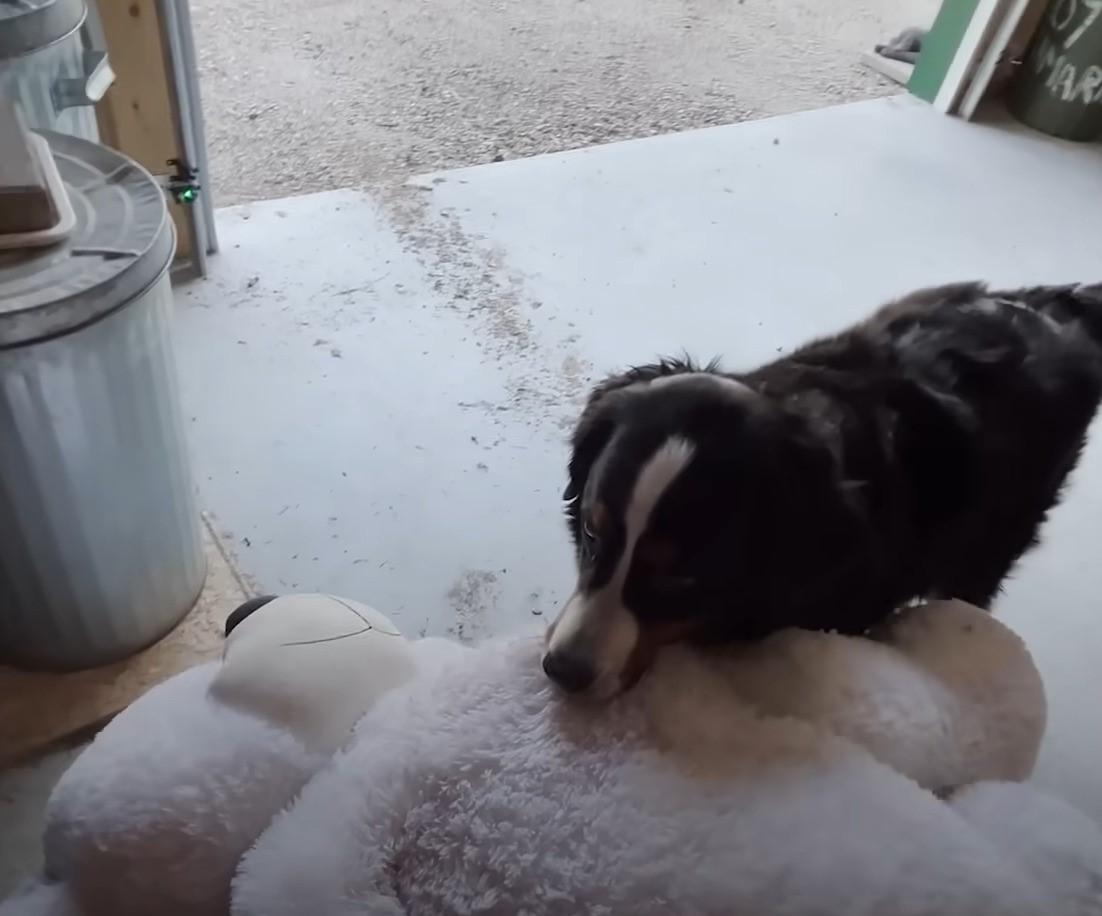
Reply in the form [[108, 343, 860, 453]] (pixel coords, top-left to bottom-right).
[[155, 0, 208, 276], [170, 0, 218, 254]]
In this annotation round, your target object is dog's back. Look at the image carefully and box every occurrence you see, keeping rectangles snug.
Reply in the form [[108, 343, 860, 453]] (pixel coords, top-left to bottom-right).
[[552, 281, 1102, 672], [770, 282, 1102, 617], [881, 283, 1102, 606]]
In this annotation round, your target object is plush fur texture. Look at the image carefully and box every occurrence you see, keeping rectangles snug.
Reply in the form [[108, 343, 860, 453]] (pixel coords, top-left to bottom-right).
[[0, 641, 469, 916], [548, 282, 1102, 695], [230, 602, 1101, 916], [31, 664, 326, 916], [6, 601, 1100, 916]]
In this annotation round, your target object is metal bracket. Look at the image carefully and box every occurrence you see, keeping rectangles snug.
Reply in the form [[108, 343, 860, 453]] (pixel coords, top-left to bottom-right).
[[164, 158, 201, 205], [54, 51, 116, 111]]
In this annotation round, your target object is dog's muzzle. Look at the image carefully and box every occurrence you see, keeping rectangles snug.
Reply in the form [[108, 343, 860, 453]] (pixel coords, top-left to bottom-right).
[[541, 647, 598, 693]]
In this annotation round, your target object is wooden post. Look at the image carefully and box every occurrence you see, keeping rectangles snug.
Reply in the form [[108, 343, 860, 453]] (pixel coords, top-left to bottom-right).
[[908, 0, 985, 106], [957, 0, 1046, 120], [94, 0, 193, 262]]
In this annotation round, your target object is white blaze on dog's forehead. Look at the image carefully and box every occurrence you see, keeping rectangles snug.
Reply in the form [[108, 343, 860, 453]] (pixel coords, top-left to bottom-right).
[[646, 372, 754, 399], [624, 435, 696, 536], [548, 436, 695, 681]]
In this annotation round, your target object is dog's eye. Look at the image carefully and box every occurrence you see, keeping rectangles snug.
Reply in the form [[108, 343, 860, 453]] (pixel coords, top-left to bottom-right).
[[581, 519, 600, 557], [579, 504, 608, 560]]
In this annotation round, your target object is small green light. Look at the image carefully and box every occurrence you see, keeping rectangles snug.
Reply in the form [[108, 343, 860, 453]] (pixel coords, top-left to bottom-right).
[[178, 187, 196, 203]]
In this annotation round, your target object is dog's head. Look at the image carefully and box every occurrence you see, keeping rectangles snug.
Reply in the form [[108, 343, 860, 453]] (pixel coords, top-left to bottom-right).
[[543, 361, 869, 699]]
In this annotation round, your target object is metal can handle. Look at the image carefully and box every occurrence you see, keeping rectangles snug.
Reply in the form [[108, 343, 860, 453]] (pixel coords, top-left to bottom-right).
[[53, 49, 116, 111]]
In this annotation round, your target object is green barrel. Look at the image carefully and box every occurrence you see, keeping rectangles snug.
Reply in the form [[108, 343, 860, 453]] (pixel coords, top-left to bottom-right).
[[1009, 0, 1102, 141]]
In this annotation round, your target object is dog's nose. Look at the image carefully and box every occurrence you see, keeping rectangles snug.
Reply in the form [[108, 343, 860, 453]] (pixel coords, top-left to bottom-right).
[[542, 649, 597, 693]]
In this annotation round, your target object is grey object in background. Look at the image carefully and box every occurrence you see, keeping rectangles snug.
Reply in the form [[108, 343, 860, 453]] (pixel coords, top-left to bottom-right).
[[1009, 0, 1102, 142], [0, 0, 113, 142], [875, 27, 927, 65], [0, 131, 205, 671]]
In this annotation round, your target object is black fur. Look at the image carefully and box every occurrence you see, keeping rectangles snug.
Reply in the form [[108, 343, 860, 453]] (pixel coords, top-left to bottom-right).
[[564, 282, 1102, 645]]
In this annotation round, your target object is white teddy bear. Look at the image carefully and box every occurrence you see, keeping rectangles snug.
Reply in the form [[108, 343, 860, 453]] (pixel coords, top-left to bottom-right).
[[3, 595, 1101, 916]]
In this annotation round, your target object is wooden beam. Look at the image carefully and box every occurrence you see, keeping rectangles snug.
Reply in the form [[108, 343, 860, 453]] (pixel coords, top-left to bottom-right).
[[94, 0, 192, 262], [957, 0, 1041, 120], [909, 0, 984, 103], [932, 0, 1010, 113]]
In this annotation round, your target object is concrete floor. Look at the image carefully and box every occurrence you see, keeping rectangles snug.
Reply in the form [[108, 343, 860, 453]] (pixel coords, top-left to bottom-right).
[[2, 95, 1100, 902], [175, 96, 1102, 822], [192, 0, 940, 204]]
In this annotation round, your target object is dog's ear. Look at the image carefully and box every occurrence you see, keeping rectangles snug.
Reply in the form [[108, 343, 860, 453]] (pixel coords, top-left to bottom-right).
[[563, 360, 700, 502], [563, 375, 629, 502]]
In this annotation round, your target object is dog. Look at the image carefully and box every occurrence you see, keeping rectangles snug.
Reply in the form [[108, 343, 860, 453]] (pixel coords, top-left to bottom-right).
[[542, 282, 1102, 698]]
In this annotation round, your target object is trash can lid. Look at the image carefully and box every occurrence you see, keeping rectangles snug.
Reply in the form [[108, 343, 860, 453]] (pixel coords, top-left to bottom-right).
[[0, 0, 86, 59], [0, 130, 175, 348]]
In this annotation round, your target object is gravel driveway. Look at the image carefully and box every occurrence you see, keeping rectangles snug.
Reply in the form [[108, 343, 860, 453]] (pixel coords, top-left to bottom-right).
[[192, 0, 939, 206]]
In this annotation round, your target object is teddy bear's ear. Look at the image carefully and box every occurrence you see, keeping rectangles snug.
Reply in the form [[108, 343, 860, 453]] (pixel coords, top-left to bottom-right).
[[224, 595, 279, 637]]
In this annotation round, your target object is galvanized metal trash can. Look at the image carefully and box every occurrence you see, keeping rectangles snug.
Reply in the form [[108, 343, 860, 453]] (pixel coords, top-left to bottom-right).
[[0, 0, 113, 141], [1009, 0, 1102, 141], [0, 131, 206, 670]]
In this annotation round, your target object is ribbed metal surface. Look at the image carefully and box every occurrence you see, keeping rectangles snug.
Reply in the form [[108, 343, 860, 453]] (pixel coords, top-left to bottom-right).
[[0, 274, 206, 670], [0, 10, 98, 141]]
